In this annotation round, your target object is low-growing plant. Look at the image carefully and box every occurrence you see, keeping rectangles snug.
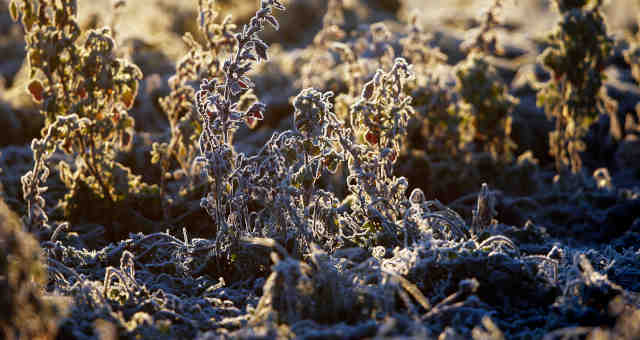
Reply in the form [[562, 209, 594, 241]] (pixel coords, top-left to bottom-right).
[[336, 58, 424, 247], [537, 0, 614, 174], [152, 0, 243, 227], [399, 12, 460, 158], [20, 136, 52, 233], [191, 0, 471, 260], [461, 0, 506, 55], [194, 0, 286, 258], [455, 52, 518, 163], [455, 0, 517, 163], [7, 0, 640, 338], [11, 0, 160, 236]]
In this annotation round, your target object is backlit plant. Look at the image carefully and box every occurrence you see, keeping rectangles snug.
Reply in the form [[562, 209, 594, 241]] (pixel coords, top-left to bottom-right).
[[190, 0, 468, 258], [399, 12, 460, 158], [194, 0, 285, 258], [152, 0, 241, 225], [455, 0, 517, 163], [537, 0, 614, 173], [455, 52, 517, 162], [6, 0, 640, 338]]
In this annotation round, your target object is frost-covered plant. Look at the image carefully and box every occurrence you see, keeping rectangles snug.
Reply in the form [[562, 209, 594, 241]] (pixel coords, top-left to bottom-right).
[[153, 0, 240, 209], [195, 0, 284, 258], [461, 0, 506, 55], [398, 12, 460, 158], [193, 0, 456, 257], [400, 11, 447, 78], [455, 0, 517, 163], [335, 58, 458, 247], [312, 0, 346, 47], [455, 53, 517, 162], [20, 137, 52, 232], [250, 241, 432, 326], [297, 0, 347, 96], [303, 20, 398, 116], [10, 0, 158, 230], [250, 59, 445, 251], [334, 22, 396, 99], [537, 0, 614, 173]]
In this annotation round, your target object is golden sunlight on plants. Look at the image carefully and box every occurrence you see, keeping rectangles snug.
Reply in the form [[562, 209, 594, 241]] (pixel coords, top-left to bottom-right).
[[1, 0, 640, 338]]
